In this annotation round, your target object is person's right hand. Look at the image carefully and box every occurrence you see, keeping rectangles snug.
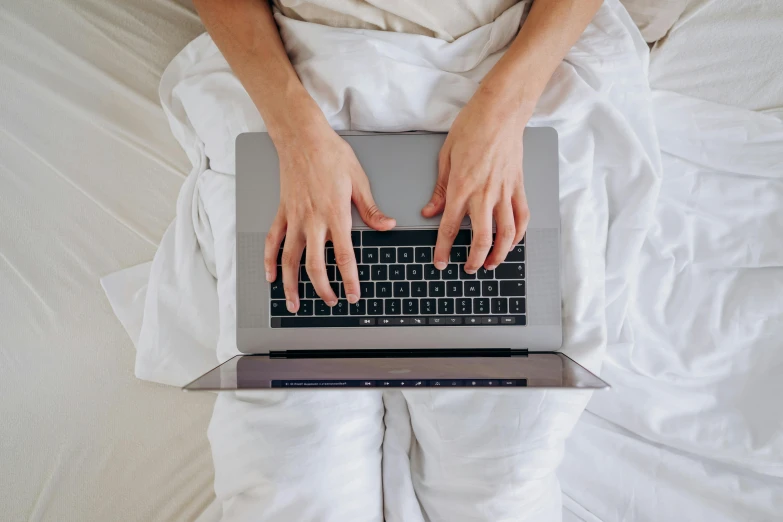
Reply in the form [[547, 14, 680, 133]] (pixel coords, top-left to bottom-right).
[[264, 124, 396, 313]]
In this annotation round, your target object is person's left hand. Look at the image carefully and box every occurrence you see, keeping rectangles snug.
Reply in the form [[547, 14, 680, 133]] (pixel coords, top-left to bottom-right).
[[422, 87, 531, 273]]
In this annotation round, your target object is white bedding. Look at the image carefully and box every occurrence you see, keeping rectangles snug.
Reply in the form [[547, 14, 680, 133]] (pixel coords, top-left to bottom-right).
[[104, 1, 663, 519], [0, 1, 217, 520]]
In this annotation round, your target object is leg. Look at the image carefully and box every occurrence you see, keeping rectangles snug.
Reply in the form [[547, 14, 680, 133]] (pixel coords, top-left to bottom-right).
[[403, 389, 591, 521], [209, 390, 385, 522]]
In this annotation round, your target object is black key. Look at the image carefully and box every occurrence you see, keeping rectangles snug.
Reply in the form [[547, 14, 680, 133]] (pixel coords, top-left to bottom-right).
[[491, 298, 508, 314], [507, 244, 525, 261], [500, 280, 526, 296], [330, 282, 340, 297], [376, 282, 392, 298], [315, 300, 331, 315], [481, 317, 499, 325], [477, 267, 494, 280], [403, 299, 419, 315], [495, 263, 525, 280], [339, 285, 347, 298], [411, 281, 427, 297], [445, 317, 462, 325], [362, 248, 379, 264], [509, 298, 526, 314], [459, 265, 476, 279], [378, 317, 395, 326], [421, 298, 436, 315], [406, 264, 423, 280], [424, 264, 440, 280], [464, 316, 481, 325], [442, 264, 459, 280], [482, 281, 498, 296], [368, 299, 383, 315], [326, 248, 336, 265], [500, 316, 516, 325], [398, 248, 414, 263], [354, 248, 361, 262], [393, 282, 410, 297], [438, 298, 454, 315], [360, 282, 374, 298], [270, 281, 285, 299], [351, 231, 361, 246], [389, 265, 405, 280], [350, 300, 366, 315], [474, 298, 489, 314], [385, 299, 401, 315], [357, 265, 370, 281], [456, 298, 472, 314], [333, 300, 349, 316], [299, 282, 305, 298], [429, 281, 445, 297], [270, 300, 294, 316], [409, 317, 427, 326], [380, 248, 396, 263], [450, 247, 467, 263], [359, 318, 375, 326], [428, 317, 446, 325], [446, 281, 463, 297], [300, 266, 311, 282], [276, 249, 283, 264], [305, 283, 317, 299], [298, 300, 314, 316], [372, 265, 388, 281], [362, 229, 470, 247], [415, 247, 432, 263], [464, 281, 480, 297]]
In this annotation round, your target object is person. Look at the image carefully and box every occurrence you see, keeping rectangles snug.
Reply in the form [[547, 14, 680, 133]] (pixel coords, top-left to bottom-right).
[[193, 1, 602, 520], [194, 0, 601, 313]]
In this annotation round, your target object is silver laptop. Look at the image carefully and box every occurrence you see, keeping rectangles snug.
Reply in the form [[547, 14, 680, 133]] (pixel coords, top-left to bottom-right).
[[185, 129, 607, 390]]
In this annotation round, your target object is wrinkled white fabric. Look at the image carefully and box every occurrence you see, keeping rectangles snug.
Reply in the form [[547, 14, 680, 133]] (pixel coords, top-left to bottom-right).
[[103, 0, 661, 519]]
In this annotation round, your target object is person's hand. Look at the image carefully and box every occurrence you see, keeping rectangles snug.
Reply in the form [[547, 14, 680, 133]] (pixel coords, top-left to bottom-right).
[[422, 88, 531, 273], [264, 123, 396, 313]]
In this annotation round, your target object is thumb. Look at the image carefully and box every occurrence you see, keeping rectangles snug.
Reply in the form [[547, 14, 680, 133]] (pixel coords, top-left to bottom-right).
[[353, 177, 396, 231], [422, 147, 450, 217]]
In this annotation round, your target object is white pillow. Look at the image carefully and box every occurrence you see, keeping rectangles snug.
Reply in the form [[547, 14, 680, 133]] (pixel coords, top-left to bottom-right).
[[649, 0, 783, 113], [620, 0, 689, 42]]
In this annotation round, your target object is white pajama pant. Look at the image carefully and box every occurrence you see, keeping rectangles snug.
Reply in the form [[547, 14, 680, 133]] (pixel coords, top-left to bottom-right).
[[209, 389, 589, 522]]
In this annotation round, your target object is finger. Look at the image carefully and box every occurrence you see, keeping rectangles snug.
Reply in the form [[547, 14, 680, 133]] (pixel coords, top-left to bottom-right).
[[353, 174, 396, 231], [332, 225, 360, 304], [486, 202, 515, 268], [465, 201, 494, 273], [305, 231, 338, 306], [264, 211, 286, 282], [281, 231, 305, 313], [511, 185, 531, 248], [433, 198, 467, 270], [422, 146, 450, 217]]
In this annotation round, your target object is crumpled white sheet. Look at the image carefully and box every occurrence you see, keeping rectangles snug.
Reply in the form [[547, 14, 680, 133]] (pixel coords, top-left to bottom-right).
[[103, 0, 661, 519]]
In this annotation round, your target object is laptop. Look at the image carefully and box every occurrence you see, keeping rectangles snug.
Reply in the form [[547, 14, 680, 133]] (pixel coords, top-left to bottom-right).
[[184, 129, 607, 391]]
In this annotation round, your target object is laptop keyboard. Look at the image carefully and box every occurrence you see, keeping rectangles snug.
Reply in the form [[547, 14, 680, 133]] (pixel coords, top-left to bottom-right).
[[269, 230, 526, 328]]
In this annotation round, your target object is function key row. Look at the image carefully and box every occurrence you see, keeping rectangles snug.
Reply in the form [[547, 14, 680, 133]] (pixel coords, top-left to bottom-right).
[[271, 315, 527, 328]]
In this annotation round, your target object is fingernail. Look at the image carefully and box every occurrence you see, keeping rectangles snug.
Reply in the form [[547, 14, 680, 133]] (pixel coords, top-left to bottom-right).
[[434, 261, 447, 270], [265, 271, 273, 282], [347, 293, 359, 303], [327, 299, 338, 307], [486, 264, 497, 271], [424, 202, 434, 209], [464, 268, 476, 274], [286, 300, 296, 313]]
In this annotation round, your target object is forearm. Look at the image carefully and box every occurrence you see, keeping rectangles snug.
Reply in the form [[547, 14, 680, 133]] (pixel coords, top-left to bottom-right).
[[479, 0, 602, 122], [193, 0, 325, 143]]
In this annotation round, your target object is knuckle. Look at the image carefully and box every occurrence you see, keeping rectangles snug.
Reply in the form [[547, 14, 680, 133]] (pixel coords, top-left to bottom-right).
[[305, 262, 326, 276], [335, 251, 355, 266], [473, 232, 493, 249], [283, 284, 298, 295], [439, 222, 459, 238], [432, 182, 447, 200], [497, 224, 516, 240], [363, 204, 380, 223]]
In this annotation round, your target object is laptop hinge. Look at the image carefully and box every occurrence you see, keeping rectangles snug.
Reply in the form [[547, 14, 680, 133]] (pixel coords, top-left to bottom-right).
[[269, 348, 528, 359]]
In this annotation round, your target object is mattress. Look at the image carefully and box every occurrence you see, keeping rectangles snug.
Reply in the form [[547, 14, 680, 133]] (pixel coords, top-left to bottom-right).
[[0, 1, 217, 520]]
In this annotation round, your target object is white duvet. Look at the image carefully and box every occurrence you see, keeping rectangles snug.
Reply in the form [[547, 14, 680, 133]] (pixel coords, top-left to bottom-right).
[[101, 0, 783, 519]]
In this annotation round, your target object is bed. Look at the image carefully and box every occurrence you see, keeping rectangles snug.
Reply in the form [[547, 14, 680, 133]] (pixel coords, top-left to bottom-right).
[[2, 1, 781, 521]]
